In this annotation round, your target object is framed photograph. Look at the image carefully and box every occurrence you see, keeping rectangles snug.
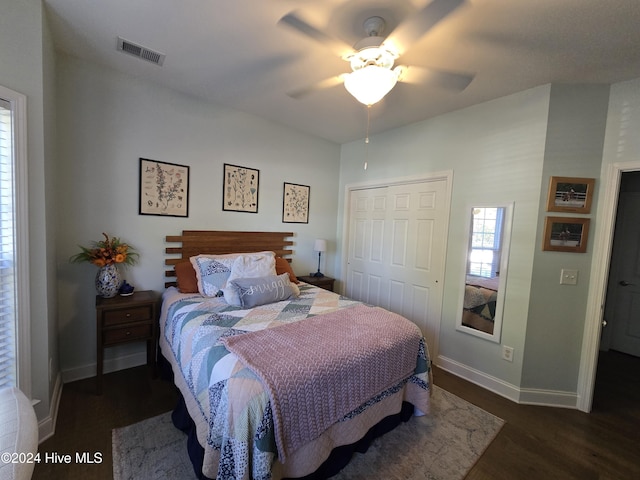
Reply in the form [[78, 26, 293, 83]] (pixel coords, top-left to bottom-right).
[[546, 176, 595, 213], [542, 216, 590, 253], [222, 163, 259, 213], [139, 158, 189, 217], [282, 182, 310, 223]]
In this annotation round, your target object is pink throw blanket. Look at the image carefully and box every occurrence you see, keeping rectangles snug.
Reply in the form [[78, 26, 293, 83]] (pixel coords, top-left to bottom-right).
[[221, 304, 422, 461]]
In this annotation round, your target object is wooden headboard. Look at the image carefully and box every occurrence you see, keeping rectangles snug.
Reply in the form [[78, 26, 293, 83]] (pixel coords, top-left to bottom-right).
[[164, 230, 294, 288]]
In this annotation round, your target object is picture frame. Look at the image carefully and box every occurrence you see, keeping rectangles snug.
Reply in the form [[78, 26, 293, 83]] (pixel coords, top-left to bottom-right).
[[222, 163, 259, 213], [139, 158, 189, 217], [282, 182, 310, 223], [542, 216, 590, 253], [546, 176, 595, 213]]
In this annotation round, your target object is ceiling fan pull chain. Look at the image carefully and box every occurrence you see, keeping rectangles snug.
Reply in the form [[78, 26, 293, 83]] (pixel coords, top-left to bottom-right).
[[364, 105, 371, 170]]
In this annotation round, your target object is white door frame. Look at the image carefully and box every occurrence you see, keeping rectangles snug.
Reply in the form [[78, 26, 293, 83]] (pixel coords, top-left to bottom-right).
[[578, 160, 640, 412], [341, 170, 453, 361]]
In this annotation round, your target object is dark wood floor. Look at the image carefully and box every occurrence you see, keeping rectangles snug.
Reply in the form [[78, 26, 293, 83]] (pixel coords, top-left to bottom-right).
[[33, 350, 640, 479], [443, 349, 640, 480]]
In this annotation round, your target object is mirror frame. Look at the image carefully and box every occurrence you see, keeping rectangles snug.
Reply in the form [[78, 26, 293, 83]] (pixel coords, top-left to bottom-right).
[[456, 202, 514, 343]]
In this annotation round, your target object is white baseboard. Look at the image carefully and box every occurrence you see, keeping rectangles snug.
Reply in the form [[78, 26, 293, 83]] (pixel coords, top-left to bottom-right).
[[38, 372, 62, 443], [61, 351, 147, 384], [436, 354, 521, 402], [436, 354, 578, 409], [518, 388, 578, 408]]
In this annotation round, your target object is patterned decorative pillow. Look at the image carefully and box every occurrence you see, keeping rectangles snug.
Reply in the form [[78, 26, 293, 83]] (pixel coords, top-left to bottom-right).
[[226, 273, 298, 308], [190, 251, 276, 297], [190, 255, 237, 297]]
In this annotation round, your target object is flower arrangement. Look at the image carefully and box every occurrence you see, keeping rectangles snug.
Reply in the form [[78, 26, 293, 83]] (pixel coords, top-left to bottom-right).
[[70, 233, 139, 267]]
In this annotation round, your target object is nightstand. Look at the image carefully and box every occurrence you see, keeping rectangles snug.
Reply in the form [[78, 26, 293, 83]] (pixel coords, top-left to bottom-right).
[[95, 290, 159, 394], [298, 275, 335, 292]]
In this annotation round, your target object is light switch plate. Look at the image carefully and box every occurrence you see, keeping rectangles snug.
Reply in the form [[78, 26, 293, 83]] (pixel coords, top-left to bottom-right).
[[560, 269, 578, 285]]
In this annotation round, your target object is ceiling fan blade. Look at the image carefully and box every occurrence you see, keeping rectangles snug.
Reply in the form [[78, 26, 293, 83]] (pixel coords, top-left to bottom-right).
[[279, 11, 354, 58], [384, 0, 466, 56], [287, 74, 346, 99], [398, 65, 474, 92]]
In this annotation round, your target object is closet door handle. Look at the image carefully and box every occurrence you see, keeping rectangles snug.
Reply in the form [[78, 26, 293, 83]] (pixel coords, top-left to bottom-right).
[[619, 280, 635, 287]]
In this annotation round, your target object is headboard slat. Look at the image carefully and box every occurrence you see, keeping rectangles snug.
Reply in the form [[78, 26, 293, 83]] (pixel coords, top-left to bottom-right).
[[164, 230, 295, 288]]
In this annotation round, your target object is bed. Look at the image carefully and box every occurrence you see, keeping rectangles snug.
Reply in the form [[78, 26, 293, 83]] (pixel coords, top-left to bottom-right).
[[159, 231, 432, 480], [462, 275, 499, 334]]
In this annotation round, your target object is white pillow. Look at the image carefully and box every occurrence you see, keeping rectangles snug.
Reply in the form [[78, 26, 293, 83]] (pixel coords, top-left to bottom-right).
[[227, 252, 276, 283], [223, 252, 276, 305]]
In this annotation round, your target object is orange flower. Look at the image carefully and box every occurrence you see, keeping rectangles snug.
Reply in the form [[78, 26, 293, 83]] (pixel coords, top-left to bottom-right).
[[70, 233, 139, 267]]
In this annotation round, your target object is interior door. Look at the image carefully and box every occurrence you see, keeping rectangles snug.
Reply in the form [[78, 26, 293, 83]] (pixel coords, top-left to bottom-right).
[[346, 179, 448, 358], [605, 192, 640, 357]]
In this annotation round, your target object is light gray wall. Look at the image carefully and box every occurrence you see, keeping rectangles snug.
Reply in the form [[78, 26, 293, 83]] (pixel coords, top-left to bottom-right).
[[338, 83, 612, 397], [522, 84, 610, 392], [338, 86, 551, 387], [55, 54, 341, 379], [0, 0, 57, 421]]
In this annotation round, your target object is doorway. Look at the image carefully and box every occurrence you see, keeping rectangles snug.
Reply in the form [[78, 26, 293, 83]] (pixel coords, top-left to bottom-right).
[[600, 172, 640, 356], [579, 164, 640, 412]]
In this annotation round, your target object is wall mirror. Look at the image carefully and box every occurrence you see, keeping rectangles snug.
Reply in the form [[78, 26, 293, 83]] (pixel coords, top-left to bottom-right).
[[456, 203, 514, 343]]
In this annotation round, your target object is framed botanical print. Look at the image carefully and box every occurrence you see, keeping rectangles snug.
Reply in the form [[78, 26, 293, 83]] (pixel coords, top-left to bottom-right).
[[222, 163, 259, 213], [546, 176, 595, 214], [139, 158, 189, 217], [542, 216, 590, 253], [282, 182, 310, 223]]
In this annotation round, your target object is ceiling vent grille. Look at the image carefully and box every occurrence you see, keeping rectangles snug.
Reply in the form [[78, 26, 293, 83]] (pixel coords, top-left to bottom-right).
[[117, 37, 165, 66]]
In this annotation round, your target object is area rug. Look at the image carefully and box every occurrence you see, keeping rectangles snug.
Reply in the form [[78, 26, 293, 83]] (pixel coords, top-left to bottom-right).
[[112, 385, 504, 480]]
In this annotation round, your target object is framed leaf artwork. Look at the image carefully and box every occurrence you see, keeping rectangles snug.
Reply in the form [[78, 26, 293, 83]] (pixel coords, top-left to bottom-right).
[[222, 163, 259, 213], [139, 158, 189, 217], [282, 182, 310, 223]]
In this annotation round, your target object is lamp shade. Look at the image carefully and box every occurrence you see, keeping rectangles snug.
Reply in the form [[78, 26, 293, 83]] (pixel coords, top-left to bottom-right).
[[343, 65, 399, 106], [314, 239, 327, 253]]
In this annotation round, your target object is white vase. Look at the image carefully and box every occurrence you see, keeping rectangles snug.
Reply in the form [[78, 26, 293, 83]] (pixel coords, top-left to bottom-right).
[[95, 264, 122, 298]]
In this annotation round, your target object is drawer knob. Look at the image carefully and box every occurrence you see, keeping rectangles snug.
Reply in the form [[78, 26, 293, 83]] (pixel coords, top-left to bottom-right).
[[126, 331, 131, 336], [126, 313, 131, 318]]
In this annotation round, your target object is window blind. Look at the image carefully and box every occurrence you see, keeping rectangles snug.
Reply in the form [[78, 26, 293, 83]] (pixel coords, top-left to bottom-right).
[[0, 97, 17, 388]]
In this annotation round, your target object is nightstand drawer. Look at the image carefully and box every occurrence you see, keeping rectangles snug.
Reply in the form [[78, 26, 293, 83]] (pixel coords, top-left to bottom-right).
[[103, 305, 153, 326], [103, 323, 152, 345]]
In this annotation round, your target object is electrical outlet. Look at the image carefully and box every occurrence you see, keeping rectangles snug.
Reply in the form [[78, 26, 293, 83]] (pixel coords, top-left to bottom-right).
[[502, 346, 514, 362]]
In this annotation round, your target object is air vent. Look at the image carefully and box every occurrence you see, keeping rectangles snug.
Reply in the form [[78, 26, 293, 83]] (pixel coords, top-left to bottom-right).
[[117, 37, 165, 66]]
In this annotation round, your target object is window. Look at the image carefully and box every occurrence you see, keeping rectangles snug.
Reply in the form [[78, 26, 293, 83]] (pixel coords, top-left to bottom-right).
[[0, 97, 16, 388], [0, 86, 29, 394], [467, 207, 504, 278]]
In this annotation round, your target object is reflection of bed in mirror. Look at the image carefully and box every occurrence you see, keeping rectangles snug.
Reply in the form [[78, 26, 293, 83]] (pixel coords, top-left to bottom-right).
[[457, 203, 513, 343], [462, 275, 499, 334]]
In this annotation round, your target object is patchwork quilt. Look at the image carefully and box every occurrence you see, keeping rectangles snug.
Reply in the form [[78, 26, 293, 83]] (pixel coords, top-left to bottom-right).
[[159, 283, 432, 480]]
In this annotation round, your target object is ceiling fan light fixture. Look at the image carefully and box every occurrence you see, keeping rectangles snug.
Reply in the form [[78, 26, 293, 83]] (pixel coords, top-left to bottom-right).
[[344, 65, 399, 106]]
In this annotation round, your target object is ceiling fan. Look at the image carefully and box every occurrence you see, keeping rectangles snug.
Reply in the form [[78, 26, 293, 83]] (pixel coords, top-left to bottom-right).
[[279, 0, 474, 106]]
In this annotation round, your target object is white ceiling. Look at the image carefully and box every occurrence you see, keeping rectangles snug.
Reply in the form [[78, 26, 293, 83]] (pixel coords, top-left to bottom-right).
[[44, 0, 640, 144]]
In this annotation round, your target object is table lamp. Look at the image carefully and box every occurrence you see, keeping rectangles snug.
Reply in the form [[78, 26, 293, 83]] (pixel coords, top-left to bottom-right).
[[312, 239, 327, 277]]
